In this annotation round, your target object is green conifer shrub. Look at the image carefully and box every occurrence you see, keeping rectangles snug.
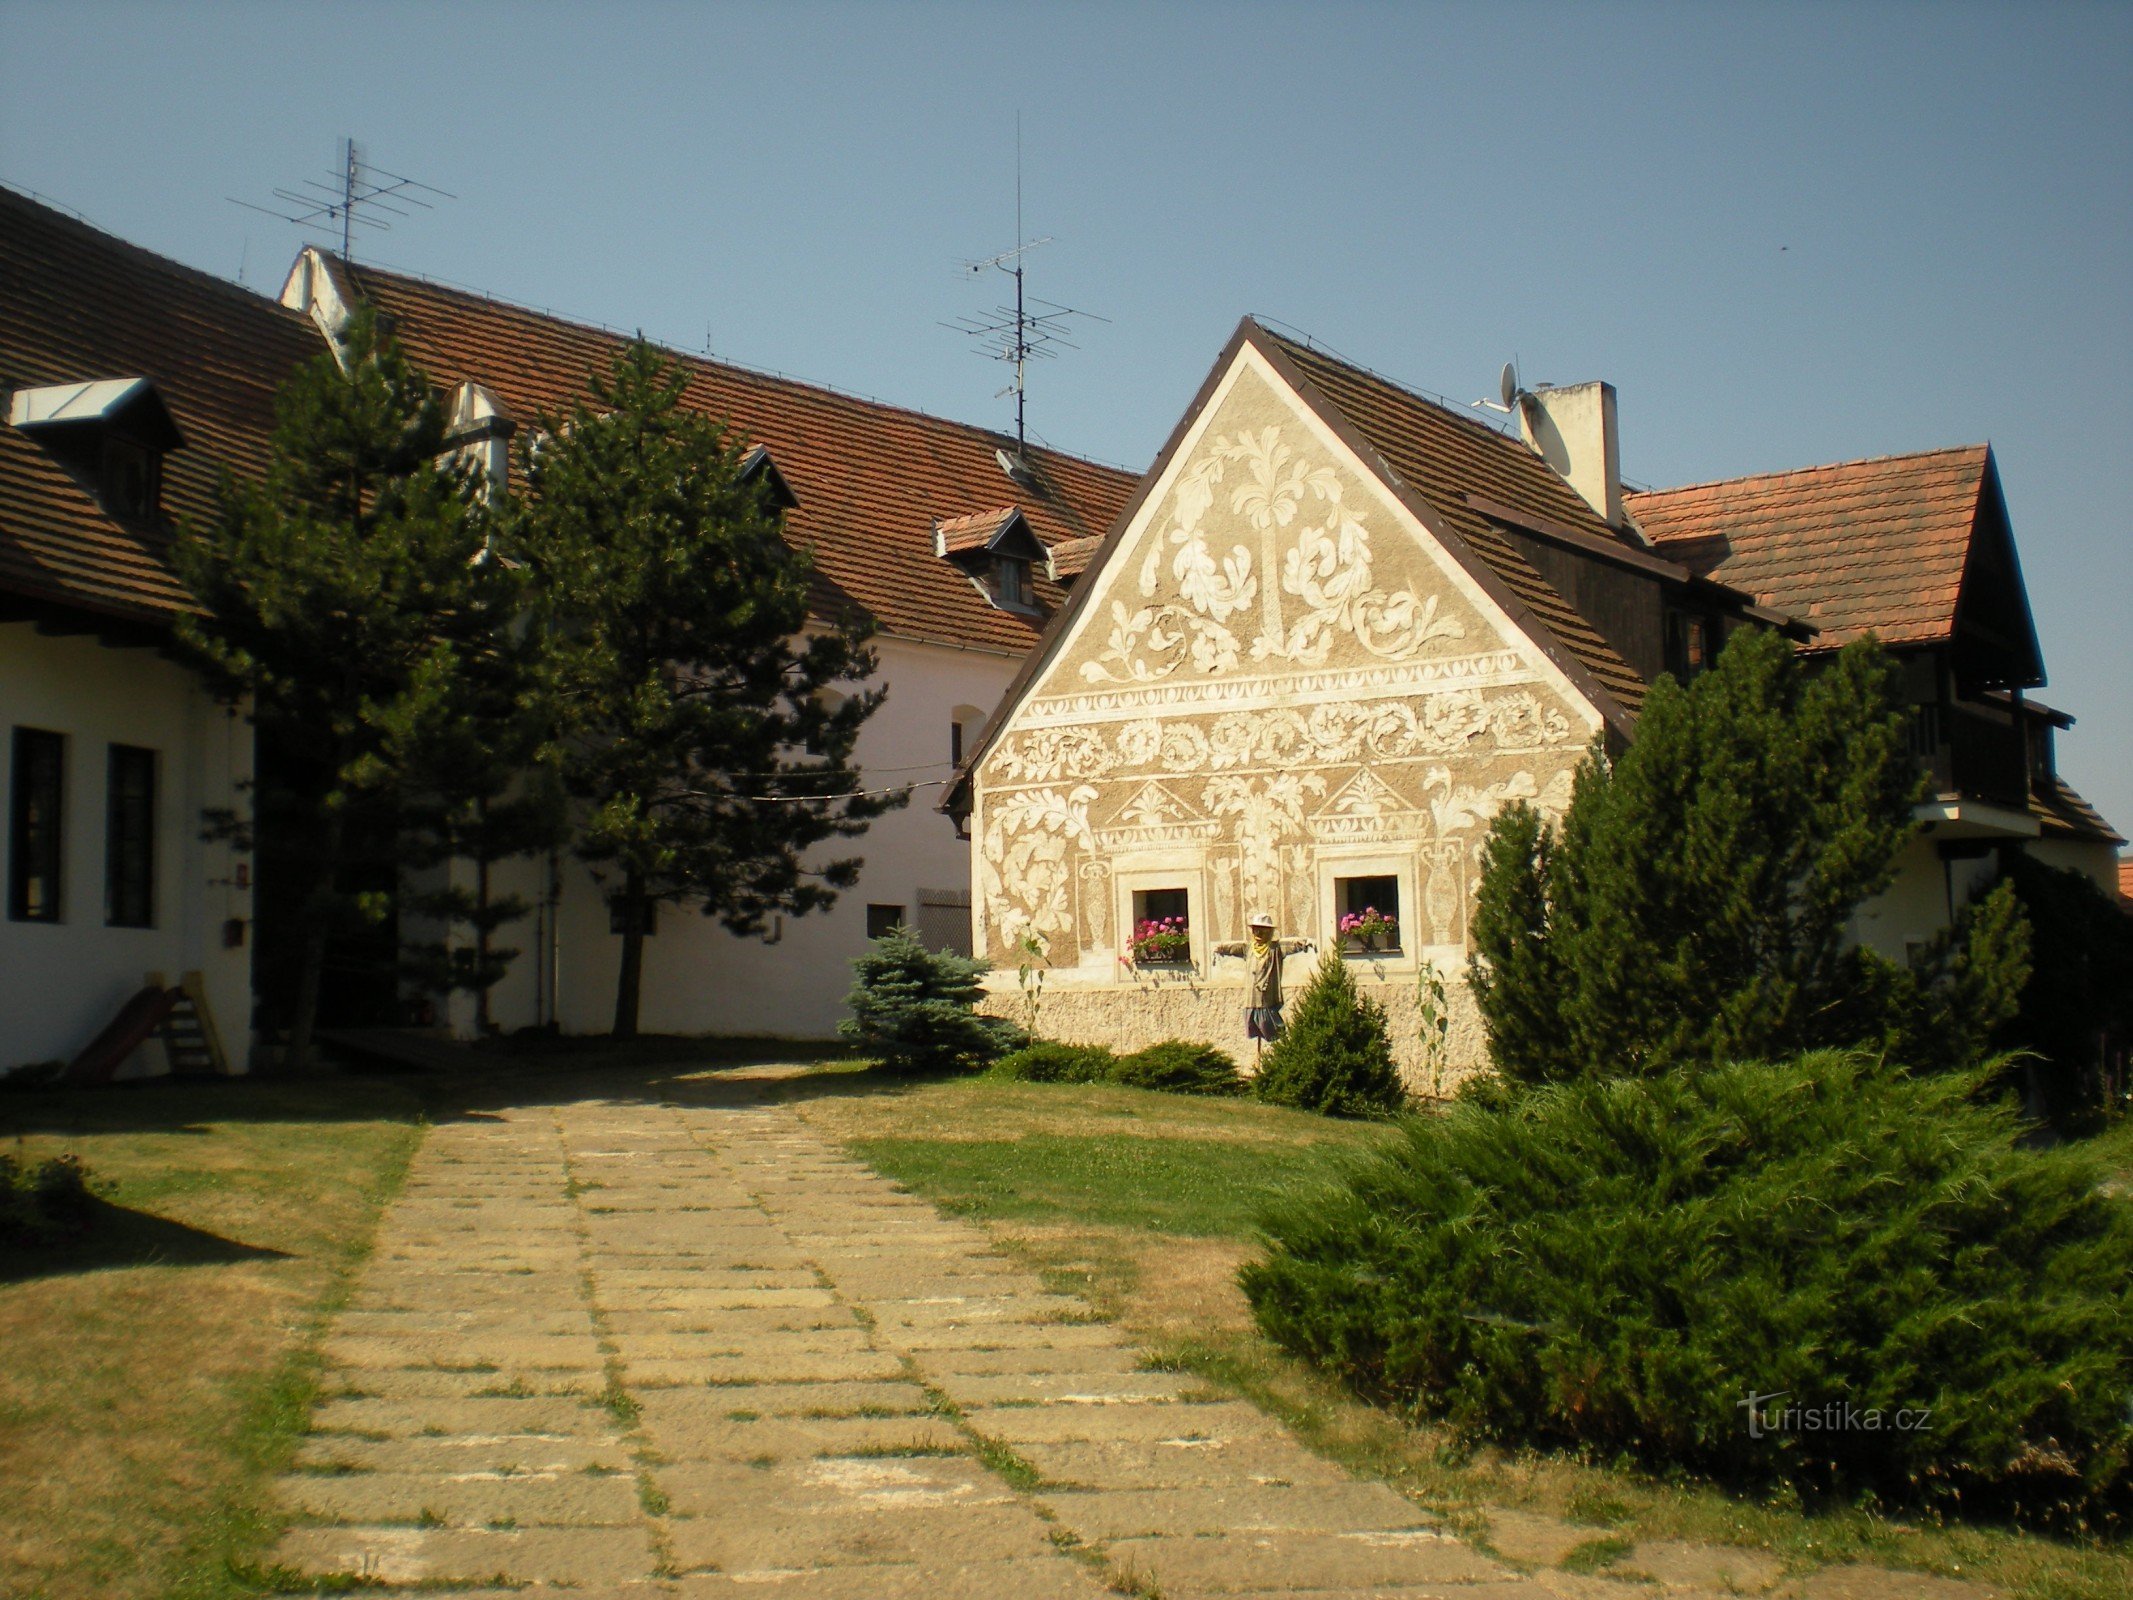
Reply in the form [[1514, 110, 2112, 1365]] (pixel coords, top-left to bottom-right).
[[1110, 1040, 1246, 1096], [840, 928, 1021, 1074], [1253, 955, 1407, 1117], [988, 1040, 1118, 1083], [1243, 1050, 2133, 1526], [1469, 630, 2030, 1083], [2001, 853, 2133, 1121]]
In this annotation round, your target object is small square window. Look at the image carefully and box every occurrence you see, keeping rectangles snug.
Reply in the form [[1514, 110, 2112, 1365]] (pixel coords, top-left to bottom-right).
[[9, 727, 66, 923], [867, 903, 907, 940], [1128, 887, 1191, 964], [1336, 874, 1401, 953]]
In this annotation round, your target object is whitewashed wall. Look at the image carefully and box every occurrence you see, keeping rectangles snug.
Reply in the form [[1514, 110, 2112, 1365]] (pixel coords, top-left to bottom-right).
[[475, 632, 1018, 1039], [0, 624, 252, 1073]]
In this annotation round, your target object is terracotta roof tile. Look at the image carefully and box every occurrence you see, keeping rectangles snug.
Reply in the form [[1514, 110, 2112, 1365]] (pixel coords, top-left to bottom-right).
[[1625, 447, 1989, 650], [346, 266, 1139, 655], [1047, 533, 1104, 580], [934, 507, 1024, 555], [0, 188, 320, 625], [1262, 330, 1648, 717], [2118, 856, 2132, 907]]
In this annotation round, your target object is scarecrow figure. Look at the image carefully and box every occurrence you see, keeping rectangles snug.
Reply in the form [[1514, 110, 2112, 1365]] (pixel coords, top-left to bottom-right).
[[1214, 911, 1314, 1062]]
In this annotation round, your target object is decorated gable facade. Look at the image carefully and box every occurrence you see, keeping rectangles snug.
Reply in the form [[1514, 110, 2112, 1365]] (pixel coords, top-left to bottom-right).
[[953, 321, 1667, 1079], [955, 320, 2123, 1088]]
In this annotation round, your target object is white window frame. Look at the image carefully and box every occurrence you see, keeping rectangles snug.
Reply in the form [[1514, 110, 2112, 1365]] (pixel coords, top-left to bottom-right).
[[1112, 856, 1207, 975], [1316, 846, 1422, 973]]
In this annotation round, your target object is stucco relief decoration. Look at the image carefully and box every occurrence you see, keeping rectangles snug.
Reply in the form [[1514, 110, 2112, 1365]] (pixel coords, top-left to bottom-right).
[[1204, 773, 1327, 932], [979, 785, 1096, 954], [987, 688, 1572, 785], [1080, 426, 1467, 685]]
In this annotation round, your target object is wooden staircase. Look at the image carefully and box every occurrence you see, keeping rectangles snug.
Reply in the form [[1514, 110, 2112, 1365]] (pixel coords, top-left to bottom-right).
[[159, 974, 228, 1078]]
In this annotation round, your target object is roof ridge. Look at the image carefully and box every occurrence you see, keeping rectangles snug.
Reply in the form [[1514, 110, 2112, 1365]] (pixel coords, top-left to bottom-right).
[[1252, 319, 1535, 453], [349, 258, 1140, 479], [1629, 442, 1990, 502], [0, 181, 313, 331]]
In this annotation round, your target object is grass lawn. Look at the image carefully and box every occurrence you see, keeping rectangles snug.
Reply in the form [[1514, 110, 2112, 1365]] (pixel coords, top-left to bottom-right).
[[0, 1074, 427, 1600], [789, 1066, 2133, 1600]]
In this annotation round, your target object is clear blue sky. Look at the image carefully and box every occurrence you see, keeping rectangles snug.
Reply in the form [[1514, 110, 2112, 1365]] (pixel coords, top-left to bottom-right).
[[5, 1, 2129, 839]]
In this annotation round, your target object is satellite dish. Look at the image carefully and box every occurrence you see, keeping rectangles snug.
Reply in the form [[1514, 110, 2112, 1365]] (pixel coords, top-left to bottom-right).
[[1500, 362, 1519, 410]]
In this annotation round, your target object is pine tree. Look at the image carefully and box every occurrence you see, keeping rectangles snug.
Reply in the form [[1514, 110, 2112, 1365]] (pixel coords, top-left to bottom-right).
[[514, 340, 897, 1039], [381, 638, 566, 1031], [1254, 953, 1407, 1117], [1468, 628, 2030, 1082], [174, 311, 531, 1068]]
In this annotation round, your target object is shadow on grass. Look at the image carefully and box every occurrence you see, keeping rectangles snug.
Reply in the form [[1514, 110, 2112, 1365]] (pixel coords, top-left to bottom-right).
[[0, 1194, 291, 1283], [0, 1033, 924, 1142]]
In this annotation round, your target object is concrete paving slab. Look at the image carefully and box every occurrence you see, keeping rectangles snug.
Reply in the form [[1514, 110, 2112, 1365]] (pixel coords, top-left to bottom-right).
[[1016, 1436, 1356, 1490], [667, 1558, 1114, 1597], [1104, 1528, 1512, 1593], [279, 1468, 642, 1526], [935, 1368, 1209, 1406], [1038, 1482, 1434, 1539], [272, 1522, 657, 1586], [637, 1414, 970, 1463], [308, 1395, 615, 1438], [292, 1434, 634, 1476], [667, 1500, 1059, 1573], [965, 1398, 1290, 1445], [655, 1454, 1012, 1517]]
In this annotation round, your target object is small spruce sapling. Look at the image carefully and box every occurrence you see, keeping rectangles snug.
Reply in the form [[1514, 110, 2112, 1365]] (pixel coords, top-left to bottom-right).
[[1254, 954, 1407, 1118], [841, 927, 1021, 1073]]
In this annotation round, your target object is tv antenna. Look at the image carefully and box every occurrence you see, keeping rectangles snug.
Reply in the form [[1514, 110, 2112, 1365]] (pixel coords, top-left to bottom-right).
[[229, 138, 454, 263], [944, 116, 1105, 459]]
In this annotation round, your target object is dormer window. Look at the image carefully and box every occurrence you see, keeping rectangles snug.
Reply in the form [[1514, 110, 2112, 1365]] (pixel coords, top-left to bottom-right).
[[738, 444, 799, 511], [10, 378, 184, 525], [445, 380, 516, 497], [934, 506, 1047, 615]]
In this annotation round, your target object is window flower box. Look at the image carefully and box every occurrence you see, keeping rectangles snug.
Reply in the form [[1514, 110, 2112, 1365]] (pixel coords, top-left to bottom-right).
[[1339, 907, 1400, 954], [1127, 916, 1192, 965]]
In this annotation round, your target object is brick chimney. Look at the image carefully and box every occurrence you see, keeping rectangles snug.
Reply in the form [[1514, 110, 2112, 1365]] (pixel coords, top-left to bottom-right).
[[1518, 380, 1622, 527]]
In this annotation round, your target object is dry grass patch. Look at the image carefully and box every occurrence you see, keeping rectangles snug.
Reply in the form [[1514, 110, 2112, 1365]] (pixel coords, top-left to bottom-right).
[[0, 1075, 425, 1600]]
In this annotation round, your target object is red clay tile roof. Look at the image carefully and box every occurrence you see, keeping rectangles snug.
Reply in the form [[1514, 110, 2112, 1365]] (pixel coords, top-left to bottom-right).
[[1625, 446, 1990, 650], [934, 507, 1025, 555], [1047, 533, 1104, 581], [2119, 856, 2133, 906], [344, 264, 1139, 655], [1261, 329, 1648, 717], [0, 188, 319, 625]]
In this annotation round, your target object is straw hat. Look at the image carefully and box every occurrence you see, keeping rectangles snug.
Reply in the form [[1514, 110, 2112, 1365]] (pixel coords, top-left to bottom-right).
[[1246, 910, 1276, 929]]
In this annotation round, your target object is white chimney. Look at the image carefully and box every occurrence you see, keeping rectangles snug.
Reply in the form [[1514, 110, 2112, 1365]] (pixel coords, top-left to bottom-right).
[[1518, 380, 1623, 527]]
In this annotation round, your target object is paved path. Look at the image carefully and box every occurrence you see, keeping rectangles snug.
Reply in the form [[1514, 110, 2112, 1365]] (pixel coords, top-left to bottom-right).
[[270, 1074, 1983, 1599]]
